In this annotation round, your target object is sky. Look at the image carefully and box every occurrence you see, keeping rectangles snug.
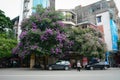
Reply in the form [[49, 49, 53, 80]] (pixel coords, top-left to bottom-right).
[[0, 0, 120, 19]]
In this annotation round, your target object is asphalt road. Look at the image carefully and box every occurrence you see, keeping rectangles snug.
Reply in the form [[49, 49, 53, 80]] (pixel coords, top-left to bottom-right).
[[0, 68, 120, 80]]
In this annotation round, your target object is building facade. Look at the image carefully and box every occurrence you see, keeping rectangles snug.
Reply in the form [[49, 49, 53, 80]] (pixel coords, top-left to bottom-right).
[[58, 9, 77, 27], [12, 16, 19, 38], [74, 0, 119, 52], [117, 18, 120, 40], [74, 0, 119, 24]]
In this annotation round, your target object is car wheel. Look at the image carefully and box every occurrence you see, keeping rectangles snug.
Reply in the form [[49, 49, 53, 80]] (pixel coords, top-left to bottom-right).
[[49, 66, 52, 70], [65, 66, 69, 70], [104, 66, 108, 70], [90, 66, 94, 70]]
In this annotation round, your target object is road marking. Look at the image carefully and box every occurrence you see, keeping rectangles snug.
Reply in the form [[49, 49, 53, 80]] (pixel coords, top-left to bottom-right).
[[0, 74, 104, 77]]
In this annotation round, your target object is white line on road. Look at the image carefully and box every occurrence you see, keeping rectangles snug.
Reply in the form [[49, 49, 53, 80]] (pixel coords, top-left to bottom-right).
[[0, 74, 106, 77]]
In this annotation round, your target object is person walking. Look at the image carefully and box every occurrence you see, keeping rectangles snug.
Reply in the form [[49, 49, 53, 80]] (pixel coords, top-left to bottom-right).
[[77, 60, 81, 71]]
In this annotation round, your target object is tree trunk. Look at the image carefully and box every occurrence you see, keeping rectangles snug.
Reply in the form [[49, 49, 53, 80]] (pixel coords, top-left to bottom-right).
[[43, 55, 48, 70], [30, 54, 35, 69]]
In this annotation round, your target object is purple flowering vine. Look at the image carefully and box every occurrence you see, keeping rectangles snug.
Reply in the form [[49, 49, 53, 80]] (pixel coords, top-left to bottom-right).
[[12, 46, 19, 54], [51, 48, 55, 53], [32, 22, 37, 29], [57, 21, 65, 27], [18, 42, 23, 47], [55, 47, 62, 54], [30, 45, 39, 50], [45, 28, 53, 35], [40, 35, 48, 41], [68, 41, 74, 47], [19, 31, 27, 39], [40, 28, 54, 41], [56, 31, 66, 43], [51, 47, 62, 54]]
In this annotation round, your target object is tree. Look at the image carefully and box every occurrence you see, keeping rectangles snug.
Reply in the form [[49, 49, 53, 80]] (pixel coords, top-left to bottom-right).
[[67, 27, 107, 60], [117, 40, 120, 50], [0, 10, 17, 59], [0, 33, 17, 58], [12, 5, 73, 69], [0, 10, 13, 32]]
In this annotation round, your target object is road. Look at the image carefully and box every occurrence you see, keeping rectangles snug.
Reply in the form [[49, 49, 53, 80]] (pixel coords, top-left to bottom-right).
[[0, 68, 120, 80]]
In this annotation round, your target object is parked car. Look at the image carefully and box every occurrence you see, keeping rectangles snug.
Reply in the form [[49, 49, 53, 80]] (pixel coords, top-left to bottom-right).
[[85, 61, 110, 70], [47, 60, 71, 70]]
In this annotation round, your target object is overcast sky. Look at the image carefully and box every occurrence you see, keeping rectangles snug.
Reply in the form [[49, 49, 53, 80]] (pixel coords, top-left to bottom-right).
[[0, 0, 120, 19]]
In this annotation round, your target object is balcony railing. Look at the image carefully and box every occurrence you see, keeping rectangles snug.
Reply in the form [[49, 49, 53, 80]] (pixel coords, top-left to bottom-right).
[[65, 18, 76, 24]]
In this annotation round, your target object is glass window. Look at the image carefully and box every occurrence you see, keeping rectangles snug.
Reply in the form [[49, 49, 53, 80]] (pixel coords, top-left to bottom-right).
[[97, 16, 102, 23], [61, 61, 65, 64], [33, 0, 49, 8], [56, 62, 61, 65]]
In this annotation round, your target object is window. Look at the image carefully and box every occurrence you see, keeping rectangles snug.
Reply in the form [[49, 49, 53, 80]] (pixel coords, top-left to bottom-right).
[[82, 25, 87, 29], [24, 2, 29, 9], [91, 4, 101, 13], [96, 4, 101, 10], [23, 12, 28, 19], [97, 16, 102, 23]]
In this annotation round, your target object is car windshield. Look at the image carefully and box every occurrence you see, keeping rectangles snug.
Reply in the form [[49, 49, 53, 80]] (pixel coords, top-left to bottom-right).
[[97, 61, 109, 64], [55, 60, 70, 65], [89, 62, 99, 65], [56, 61, 61, 64]]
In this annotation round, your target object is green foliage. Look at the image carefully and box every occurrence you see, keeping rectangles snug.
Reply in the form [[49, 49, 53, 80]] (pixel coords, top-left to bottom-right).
[[32, 5, 45, 15], [0, 10, 13, 32], [117, 40, 120, 49], [0, 33, 17, 58], [117, 40, 120, 45], [67, 27, 106, 59]]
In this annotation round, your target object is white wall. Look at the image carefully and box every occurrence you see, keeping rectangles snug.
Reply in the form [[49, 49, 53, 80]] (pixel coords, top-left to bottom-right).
[[18, 0, 24, 41], [18, 0, 33, 41], [27, 0, 33, 18], [96, 11, 112, 51]]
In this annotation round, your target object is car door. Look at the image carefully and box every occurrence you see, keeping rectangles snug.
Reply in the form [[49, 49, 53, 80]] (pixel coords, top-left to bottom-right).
[[54, 61, 63, 69], [94, 63, 100, 69], [94, 62, 104, 69]]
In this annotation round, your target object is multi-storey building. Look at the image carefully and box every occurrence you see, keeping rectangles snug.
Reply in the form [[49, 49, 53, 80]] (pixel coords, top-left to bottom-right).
[[117, 18, 120, 39], [73, 0, 120, 65], [74, 0, 119, 52], [58, 9, 77, 27], [12, 16, 19, 38], [74, 0, 119, 24]]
